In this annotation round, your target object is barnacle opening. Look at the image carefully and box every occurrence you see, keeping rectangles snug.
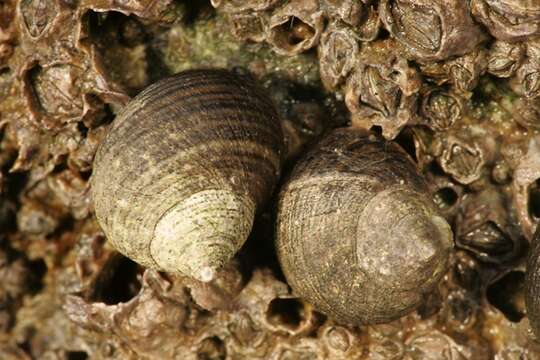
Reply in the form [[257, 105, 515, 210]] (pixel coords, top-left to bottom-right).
[[447, 292, 476, 327], [82, 10, 151, 95], [487, 271, 525, 322], [528, 178, 540, 220], [272, 16, 316, 50], [89, 254, 142, 305], [198, 336, 226, 360], [433, 187, 458, 210], [395, 127, 418, 162], [266, 297, 305, 331], [66, 351, 88, 360]]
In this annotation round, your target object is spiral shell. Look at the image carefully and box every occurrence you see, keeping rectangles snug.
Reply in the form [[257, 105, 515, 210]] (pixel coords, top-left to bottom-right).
[[91, 69, 284, 282], [276, 127, 453, 324]]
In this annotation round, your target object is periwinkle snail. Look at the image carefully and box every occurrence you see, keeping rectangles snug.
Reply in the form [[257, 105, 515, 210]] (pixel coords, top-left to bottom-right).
[[91, 69, 284, 282], [276, 128, 453, 324]]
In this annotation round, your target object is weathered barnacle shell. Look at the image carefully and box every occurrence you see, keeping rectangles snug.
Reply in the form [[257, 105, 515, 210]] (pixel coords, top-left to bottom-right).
[[472, 0, 540, 42], [267, 0, 324, 56], [276, 127, 453, 325], [437, 132, 492, 185], [514, 97, 540, 130], [420, 88, 464, 132], [487, 41, 526, 78], [321, 0, 380, 41], [455, 188, 520, 264], [345, 40, 422, 140], [446, 49, 488, 94], [511, 39, 540, 99], [318, 21, 360, 91], [379, 0, 486, 62], [19, 0, 58, 39], [228, 11, 269, 42], [91, 69, 284, 282], [321, 0, 363, 27], [513, 136, 540, 242], [354, 4, 380, 42], [426, 169, 464, 223]]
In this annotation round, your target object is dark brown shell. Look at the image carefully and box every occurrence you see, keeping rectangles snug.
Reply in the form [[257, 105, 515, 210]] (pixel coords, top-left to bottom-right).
[[526, 225, 540, 340], [91, 69, 284, 281], [276, 127, 453, 325]]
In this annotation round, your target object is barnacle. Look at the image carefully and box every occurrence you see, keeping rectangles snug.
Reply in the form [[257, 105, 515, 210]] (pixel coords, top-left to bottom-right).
[[379, 0, 486, 62], [455, 188, 520, 264], [447, 49, 488, 93], [321, 0, 380, 41], [510, 39, 540, 99], [4, 0, 540, 357], [438, 134, 486, 185], [426, 169, 465, 223], [513, 136, 540, 241], [420, 88, 464, 131], [345, 40, 422, 139], [267, 0, 324, 56], [472, 0, 540, 41], [513, 97, 540, 130], [487, 41, 525, 78], [318, 21, 359, 91], [228, 11, 269, 42]]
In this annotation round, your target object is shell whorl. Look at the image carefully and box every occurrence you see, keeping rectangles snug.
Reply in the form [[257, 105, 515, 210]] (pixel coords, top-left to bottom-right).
[[276, 127, 453, 324], [91, 69, 283, 281]]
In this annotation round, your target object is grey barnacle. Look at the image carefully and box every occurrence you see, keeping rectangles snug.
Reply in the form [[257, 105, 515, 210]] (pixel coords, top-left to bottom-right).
[[437, 134, 489, 185], [318, 21, 360, 91], [455, 188, 520, 264], [420, 88, 464, 132], [487, 40, 525, 78], [267, 0, 324, 56], [513, 97, 540, 130], [511, 39, 540, 99], [379, 0, 486, 62], [345, 40, 422, 140], [472, 0, 540, 41], [447, 49, 488, 93]]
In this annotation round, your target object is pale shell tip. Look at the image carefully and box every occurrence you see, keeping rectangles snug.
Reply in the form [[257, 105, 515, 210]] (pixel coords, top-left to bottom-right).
[[198, 266, 216, 282]]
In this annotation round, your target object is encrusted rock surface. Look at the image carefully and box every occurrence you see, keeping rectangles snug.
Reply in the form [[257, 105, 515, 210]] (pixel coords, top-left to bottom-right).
[[1, 0, 540, 358]]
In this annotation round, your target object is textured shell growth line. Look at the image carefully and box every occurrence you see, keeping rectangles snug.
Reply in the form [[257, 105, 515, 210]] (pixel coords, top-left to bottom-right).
[[91, 69, 284, 282], [276, 127, 453, 325]]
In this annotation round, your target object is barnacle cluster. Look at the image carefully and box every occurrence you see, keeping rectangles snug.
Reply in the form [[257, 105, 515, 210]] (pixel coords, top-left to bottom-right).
[[1, 0, 540, 358]]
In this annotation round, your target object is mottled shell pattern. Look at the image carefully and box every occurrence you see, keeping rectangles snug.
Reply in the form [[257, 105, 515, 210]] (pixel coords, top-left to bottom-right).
[[91, 69, 284, 282], [276, 127, 453, 325]]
